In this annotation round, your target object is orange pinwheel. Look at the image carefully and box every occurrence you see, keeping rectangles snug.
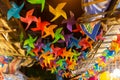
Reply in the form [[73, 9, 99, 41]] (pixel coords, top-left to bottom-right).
[[62, 72, 71, 78], [66, 59, 77, 70], [110, 41, 120, 54], [96, 57, 106, 67], [42, 25, 57, 39], [31, 17, 50, 35], [61, 49, 74, 60], [20, 9, 37, 30]]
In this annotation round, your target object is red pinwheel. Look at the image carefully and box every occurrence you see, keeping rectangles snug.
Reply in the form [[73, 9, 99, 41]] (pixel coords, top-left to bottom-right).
[[51, 45, 64, 57], [72, 24, 85, 35], [79, 37, 93, 50], [31, 17, 50, 35], [20, 9, 37, 30]]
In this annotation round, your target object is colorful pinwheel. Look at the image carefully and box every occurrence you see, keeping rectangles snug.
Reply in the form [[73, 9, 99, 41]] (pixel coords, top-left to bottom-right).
[[20, 9, 37, 30], [23, 34, 37, 48], [52, 28, 65, 43], [49, 2, 67, 22], [62, 11, 76, 32], [7, 2, 24, 20], [42, 25, 57, 39], [31, 17, 50, 35], [27, 0, 45, 12]]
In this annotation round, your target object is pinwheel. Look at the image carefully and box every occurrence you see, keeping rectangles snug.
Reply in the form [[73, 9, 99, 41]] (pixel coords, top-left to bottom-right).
[[42, 25, 57, 39], [61, 49, 74, 60], [51, 45, 64, 57], [81, 22, 101, 40], [40, 52, 55, 67], [79, 37, 93, 50], [55, 48, 65, 58], [42, 43, 52, 52], [23, 45, 34, 56], [26, 50, 35, 56], [67, 36, 81, 49], [26, 0, 45, 12], [56, 59, 66, 70], [20, 9, 37, 30], [48, 66, 57, 73], [31, 17, 50, 35], [96, 30, 105, 41], [110, 41, 120, 53], [73, 50, 81, 61], [34, 37, 44, 50], [82, 51, 88, 59], [96, 57, 106, 67], [102, 49, 115, 60], [49, 2, 67, 22], [32, 47, 39, 57], [62, 72, 70, 78], [66, 60, 77, 70], [23, 34, 37, 48], [23, 45, 36, 56], [94, 63, 101, 72], [49, 60, 56, 68], [72, 24, 85, 35], [62, 11, 76, 32], [7, 2, 24, 20], [23, 45, 31, 52], [88, 69, 95, 76], [52, 28, 65, 43], [58, 32, 73, 47]]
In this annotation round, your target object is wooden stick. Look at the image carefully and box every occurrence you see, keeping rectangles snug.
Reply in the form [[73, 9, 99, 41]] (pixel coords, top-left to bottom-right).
[[0, 29, 16, 33], [82, 0, 106, 7], [77, 9, 120, 23]]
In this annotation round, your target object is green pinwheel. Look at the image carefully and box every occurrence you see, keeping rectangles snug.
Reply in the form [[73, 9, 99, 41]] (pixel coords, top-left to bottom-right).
[[52, 27, 64, 43], [73, 49, 81, 61], [24, 34, 37, 48], [27, 0, 45, 12], [56, 59, 66, 69]]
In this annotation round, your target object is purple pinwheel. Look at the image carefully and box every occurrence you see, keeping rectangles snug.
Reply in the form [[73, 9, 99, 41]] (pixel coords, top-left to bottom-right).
[[58, 31, 73, 47], [35, 37, 44, 50], [62, 11, 76, 32]]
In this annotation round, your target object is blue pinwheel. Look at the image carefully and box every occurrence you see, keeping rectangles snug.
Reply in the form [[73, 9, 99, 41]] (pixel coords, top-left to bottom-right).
[[7, 2, 24, 20]]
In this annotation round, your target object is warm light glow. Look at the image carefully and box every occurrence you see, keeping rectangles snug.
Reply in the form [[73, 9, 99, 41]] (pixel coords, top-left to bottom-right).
[[110, 68, 120, 78]]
